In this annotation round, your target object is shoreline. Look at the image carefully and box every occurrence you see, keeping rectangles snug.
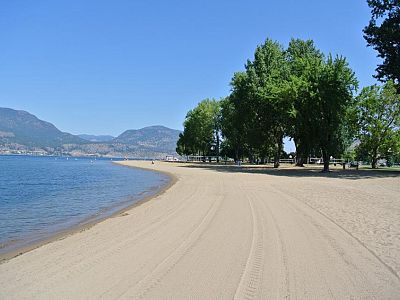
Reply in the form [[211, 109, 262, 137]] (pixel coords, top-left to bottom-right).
[[0, 161, 177, 263], [1, 161, 399, 298]]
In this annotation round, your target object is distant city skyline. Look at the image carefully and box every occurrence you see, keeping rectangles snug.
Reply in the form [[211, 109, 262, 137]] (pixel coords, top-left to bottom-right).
[[1, 1, 380, 141]]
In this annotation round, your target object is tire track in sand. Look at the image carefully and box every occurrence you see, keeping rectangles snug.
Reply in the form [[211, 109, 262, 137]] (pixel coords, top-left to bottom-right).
[[271, 184, 400, 282], [234, 186, 266, 300], [26, 184, 203, 298], [255, 188, 291, 300], [266, 184, 399, 298], [118, 179, 224, 299]]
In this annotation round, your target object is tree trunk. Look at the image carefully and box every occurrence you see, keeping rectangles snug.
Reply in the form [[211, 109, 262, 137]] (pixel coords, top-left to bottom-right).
[[294, 138, 303, 167], [371, 159, 377, 169], [274, 160, 280, 168], [294, 139, 307, 167], [322, 150, 330, 172], [216, 133, 220, 163], [295, 160, 304, 167], [235, 147, 239, 163], [249, 152, 254, 164], [296, 155, 307, 167], [371, 148, 378, 169], [274, 135, 283, 168]]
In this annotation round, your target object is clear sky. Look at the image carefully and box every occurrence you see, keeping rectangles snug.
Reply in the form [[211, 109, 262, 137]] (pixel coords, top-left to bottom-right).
[[1, 0, 380, 141]]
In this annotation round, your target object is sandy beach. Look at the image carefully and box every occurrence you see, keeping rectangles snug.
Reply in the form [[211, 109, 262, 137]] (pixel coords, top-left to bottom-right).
[[1, 161, 399, 299]]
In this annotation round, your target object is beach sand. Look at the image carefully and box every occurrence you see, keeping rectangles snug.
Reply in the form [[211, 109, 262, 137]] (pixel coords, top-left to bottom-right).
[[0, 161, 399, 299]]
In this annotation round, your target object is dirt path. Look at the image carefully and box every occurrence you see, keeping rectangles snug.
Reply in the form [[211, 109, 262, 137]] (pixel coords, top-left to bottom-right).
[[1, 161, 399, 299]]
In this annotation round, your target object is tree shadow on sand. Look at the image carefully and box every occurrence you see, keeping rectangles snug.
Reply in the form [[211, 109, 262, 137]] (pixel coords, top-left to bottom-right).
[[176, 163, 400, 180]]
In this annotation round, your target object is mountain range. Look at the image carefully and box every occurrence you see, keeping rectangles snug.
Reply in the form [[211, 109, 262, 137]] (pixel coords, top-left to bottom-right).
[[78, 134, 114, 142], [0, 107, 181, 158]]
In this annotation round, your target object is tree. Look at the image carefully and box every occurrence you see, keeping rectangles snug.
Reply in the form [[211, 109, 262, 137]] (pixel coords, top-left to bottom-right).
[[211, 99, 222, 161], [364, 0, 400, 90], [220, 72, 253, 162], [245, 39, 290, 167], [220, 96, 243, 162], [355, 80, 400, 168], [180, 38, 359, 172], [220, 40, 290, 166], [176, 99, 221, 158], [285, 39, 359, 171], [286, 39, 324, 166], [313, 56, 358, 172], [176, 132, 191, 156]]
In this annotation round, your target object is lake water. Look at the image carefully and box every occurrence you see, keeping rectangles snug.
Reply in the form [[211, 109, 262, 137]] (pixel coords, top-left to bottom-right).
[[0, 155, 169, 255]]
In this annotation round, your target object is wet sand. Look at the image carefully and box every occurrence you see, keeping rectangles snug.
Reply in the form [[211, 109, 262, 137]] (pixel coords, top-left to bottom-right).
[[0, 161, 399, 299]]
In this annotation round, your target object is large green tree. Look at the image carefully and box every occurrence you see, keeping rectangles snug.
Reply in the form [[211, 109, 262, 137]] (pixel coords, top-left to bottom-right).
[[355, 80, 400, 168], [286, 39, 324, 166], [220, 91, 246, 162], [245, 39, 290, 167], [364, 0, 400, 90], [220, 41, 290, 166], [176, 99, 221, 158], [314, 56, 358, 172], [180, 38, 359, 171]]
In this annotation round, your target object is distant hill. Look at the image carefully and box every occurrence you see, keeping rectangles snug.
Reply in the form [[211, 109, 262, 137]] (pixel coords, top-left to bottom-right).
[[0, 108, 85, 148], [113, 125, 181, 151], [78, 134, 114, 142], [0, 107, 181, 158]]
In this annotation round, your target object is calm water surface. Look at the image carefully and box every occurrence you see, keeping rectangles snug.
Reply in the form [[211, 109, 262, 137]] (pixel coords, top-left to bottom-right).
[[0, 155, 169, 254]]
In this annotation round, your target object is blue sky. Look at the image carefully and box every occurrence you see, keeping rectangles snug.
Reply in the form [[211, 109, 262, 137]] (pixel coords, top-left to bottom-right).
[[1, 0, 379, 144]]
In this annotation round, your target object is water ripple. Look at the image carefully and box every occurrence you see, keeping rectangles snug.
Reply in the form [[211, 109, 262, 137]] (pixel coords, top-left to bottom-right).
[[0, 156, 169, 254]]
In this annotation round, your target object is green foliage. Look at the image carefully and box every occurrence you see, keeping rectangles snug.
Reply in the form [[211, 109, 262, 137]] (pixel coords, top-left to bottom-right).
[[343, 149, 357, 162], [220, 94, 246, 161], [177, 99, 221, 157], [246, 39, 290, 167], [363, 0, 400, 89], [285, 40, 358, 171], [313, 55, 358, 171], [285, 39, 324, 165], [355, 80, 400, 168], [178, 38, 359, 171], [220, 39, 291, 166]]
